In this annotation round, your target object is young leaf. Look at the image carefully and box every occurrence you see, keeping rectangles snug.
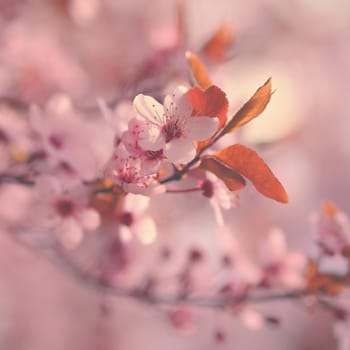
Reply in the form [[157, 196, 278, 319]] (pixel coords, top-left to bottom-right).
[[222, 78, 272, 135], [213, 144, 288, 203], [186, 51, 212, 90], [187, 85, 229, 152], [200, 24, 235, 62], [187, 85, 228, 129], [200, 157, 246, 191]]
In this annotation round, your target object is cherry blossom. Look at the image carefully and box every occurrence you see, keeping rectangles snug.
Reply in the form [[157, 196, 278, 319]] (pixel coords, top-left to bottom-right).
[[260, 228, 307, 289], [167, 307, 197, 334], [98, 98, 134, 142], [118, 193, 158, 246], [0, 20, 88, 101], [199, 172, 239, 227], [0, 183, 33, 225], [311, 202, 350, 256], [30, 93, 114, 181], [105, 145, 165, 195], [31, 175, 100, 249], [216, 226, 261, 289], [134, 86, 218, 163], [121, 117, 165, 175]]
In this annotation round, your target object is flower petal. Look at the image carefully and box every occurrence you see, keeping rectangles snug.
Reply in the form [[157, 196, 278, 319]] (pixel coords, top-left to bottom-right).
[[134, 216, 158, 245], [139, 124, 166, 151], [57, 218, 83, 249], [185, 116, 218, 141], [124, 193, 150, 213], [164, 86, 192, 119], [78, 208, 101, 231], [164, 138, 196, 163], [134, 94, 164, 125]]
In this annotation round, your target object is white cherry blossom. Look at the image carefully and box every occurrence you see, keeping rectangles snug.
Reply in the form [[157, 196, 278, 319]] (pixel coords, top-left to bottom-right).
[[134, 86, 218, 164]]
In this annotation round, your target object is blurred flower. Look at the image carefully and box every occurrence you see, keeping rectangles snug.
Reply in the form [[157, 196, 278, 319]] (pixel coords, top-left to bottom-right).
[[0, 20, 88, 101], [32, 174, 100, 249], [199, 172, 239, 226], [0, 183, 33, 225], [168, 307, 197, 334], [118, 193, 158, 245], [311, 201, 350, 256], [30, 93, 114, 181], [260, 228, 307, 289], [238, 307, 264, 330], [98, 99, 133, 140]]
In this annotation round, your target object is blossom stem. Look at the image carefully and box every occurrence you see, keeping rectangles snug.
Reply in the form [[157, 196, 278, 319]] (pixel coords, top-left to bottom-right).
[[0, 173, 35, 186], [52, 244, 350, 309], [159, 136, 217, 184], [7, 231, 350, 313], [166, 187, 201, 194]]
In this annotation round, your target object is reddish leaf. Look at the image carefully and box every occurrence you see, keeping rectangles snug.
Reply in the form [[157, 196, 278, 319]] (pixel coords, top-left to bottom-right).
[[201, 24, 235, 62], [200, 157, 246, 191], [187, 85, 228, 129], [223, 78, 272, 135], [186, 51, 212, 90], [187, 85, 229, 152], [213, 144, 288, 203]]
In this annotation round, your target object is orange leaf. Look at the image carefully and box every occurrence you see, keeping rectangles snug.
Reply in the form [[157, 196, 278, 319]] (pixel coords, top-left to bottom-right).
[[186, 51, 212, 90], [187, 85, 228, 129], [213, 144, 288, 203], [187, 85, 229, 152], [201, 24, 235, 62], [223, 78, 272, 135], [200, 157, 246, 191]]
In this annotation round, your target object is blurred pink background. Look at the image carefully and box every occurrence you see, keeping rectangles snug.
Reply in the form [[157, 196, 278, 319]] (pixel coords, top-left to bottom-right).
[[0, 0, 349, 349]]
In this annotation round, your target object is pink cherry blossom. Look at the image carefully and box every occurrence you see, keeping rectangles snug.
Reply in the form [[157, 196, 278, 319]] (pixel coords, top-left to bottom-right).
[[105, 145, 165, 195], [133, 86, 218, 164], [31, 175, 100, 249], [0, 183, 33, 225], [118, 193, 158, 246], [310, 203, 350, 256], [168, 307, 197, 334], [98, 98, 134, 142], [199, 173, 239, 227], [121, 117, 165, 175], [30, 93, 114, 181], [0, 20, 88, 101], [238, 307, 264, 330], [260, 228, 307, 289]]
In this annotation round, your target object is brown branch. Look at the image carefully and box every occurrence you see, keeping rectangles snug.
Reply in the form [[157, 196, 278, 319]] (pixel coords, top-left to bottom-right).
[[0, 173, 35, 186]]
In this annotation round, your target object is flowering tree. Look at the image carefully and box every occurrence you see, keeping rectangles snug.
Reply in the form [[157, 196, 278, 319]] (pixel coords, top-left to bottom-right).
[[0, 0, 349, 349]]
